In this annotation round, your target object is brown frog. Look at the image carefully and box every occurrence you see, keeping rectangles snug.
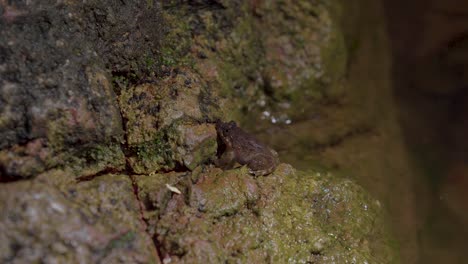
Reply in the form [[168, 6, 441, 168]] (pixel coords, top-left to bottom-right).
[[215, 120, 279, 176]]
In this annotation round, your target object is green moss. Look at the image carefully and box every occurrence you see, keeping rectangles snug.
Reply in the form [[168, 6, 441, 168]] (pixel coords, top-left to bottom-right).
[[92, 144, 125, 169], [108, 231, 136, 249], [255, 168, 398, 263], [196, 2, 264, 122], [144, 56, 156, 69], [44, 106, 125, 173], [62, 143, 126, 177], [184, 136, 217, 171], [112, 75, 130, 92], [132, 130, 176, 173], [256, 169, 326, 260], [146, 0, 154, 8], [193, 167, 257, 218], [154, 165, 398, 262], [159, 9, 193, 68], [46, 111, 69, 152], [128, 120, 186, 174]]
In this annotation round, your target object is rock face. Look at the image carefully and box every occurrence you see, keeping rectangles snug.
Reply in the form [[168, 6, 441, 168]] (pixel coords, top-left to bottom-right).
[[137, 165, 396, 263], [0, 174, 158, 263], [0, 0, 161, 180], [0, 0, 398, 263]]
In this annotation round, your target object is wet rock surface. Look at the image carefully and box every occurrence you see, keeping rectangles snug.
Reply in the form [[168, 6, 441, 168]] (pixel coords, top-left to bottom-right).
[[0, 0, 398, 263], [136, 164, 396, 263], [0, 174, 158, 263], [0, 0, 162, 180]]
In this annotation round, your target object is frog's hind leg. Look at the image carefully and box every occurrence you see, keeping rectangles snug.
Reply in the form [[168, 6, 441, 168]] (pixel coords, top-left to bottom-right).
[[248, 155, 276, 176]]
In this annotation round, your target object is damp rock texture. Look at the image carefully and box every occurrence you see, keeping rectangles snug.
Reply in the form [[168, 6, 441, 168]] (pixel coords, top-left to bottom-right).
[[136, 165, 397, 263], [0, 174, 158, 263], [0, 0, 398, 263], [0, 0, 162, 180]]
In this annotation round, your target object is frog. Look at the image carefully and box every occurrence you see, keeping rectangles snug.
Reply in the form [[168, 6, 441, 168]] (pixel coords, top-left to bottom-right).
[[215, 120, 279, 176]]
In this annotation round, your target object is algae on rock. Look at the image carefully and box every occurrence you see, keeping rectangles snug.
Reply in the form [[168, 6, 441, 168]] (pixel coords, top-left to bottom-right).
[[0, 0, 398, 263], [136, 164, 397, 263]]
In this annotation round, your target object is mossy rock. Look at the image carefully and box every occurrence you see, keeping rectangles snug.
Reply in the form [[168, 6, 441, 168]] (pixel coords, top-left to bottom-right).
[[137, 164, 398, 263]]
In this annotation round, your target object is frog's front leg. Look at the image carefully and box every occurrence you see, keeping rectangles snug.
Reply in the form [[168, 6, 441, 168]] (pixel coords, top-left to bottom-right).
[[215, 149, 237, 169]]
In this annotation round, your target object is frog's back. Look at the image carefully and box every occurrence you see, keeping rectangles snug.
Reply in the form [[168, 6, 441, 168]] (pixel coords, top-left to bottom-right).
[[230, 127, 278, 166]]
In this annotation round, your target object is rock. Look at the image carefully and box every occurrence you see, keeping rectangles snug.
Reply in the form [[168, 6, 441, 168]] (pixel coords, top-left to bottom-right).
[[190, 167, 259, 217], [134, 171, 186, 238], [0, 0, 399, 262], [0, 174, 158, 263], [177, 123, 217, 171], [0, 0, 162, 180], [259, 0, 347, 117], [118, 69, 205, 146], [118, 67, 217, 174], [126, 121, 217, 174], [136, 164, 397, 263]]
